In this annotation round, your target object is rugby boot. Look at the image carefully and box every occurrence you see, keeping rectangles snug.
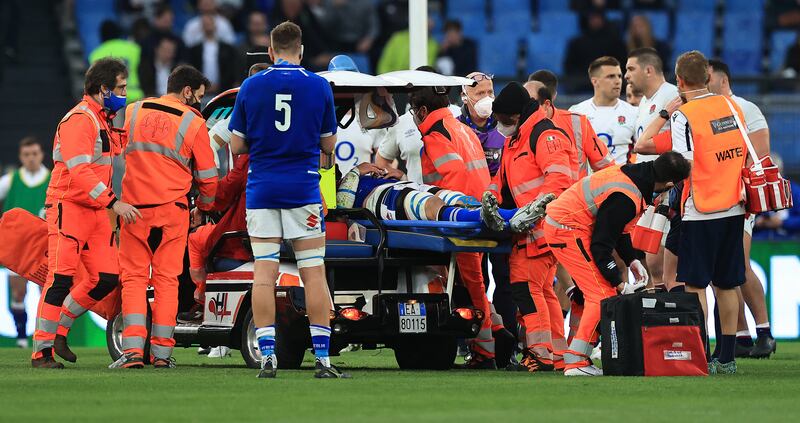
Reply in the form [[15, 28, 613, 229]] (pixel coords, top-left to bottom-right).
[[480, 191, 505, 232], [314, 361, 351, 379], [735, 340, 754, 358], [507, 348, 555, 373], [54, 334, 77, 363], [708, 358, 737, 375], [509, 193, 556, 233], [258, 356, 277, 379], [749, 335, 776, 359], [564, 364, 603, 376], [177, 303, 203, 324], [153, 357, 177, 369], [455, 349, 497, 370], [31, 350, 64, 369]]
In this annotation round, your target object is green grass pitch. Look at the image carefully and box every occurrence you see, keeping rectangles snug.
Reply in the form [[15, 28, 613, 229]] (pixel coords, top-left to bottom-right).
[[2, 344, 799, 422]]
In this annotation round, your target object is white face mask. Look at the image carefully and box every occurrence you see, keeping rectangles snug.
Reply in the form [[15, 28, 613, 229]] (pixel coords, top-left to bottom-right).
[[467, 95, 493, 119], [496, 122, 516, 137]]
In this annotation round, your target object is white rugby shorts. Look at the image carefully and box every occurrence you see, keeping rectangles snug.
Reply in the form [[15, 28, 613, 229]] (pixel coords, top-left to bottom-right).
[[246, 204, 325, 240]]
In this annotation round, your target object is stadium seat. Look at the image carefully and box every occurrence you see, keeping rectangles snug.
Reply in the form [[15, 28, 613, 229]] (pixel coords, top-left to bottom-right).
[[492, 12, 532, 33], [447, 0, 486, 17], [634, 10, 670, 40], [76, 11, 116, 60], [726, 0, 764, 11], [527, 33, 568, 76], [538, 12, 579, 40], [479, 32, 522, 77], [767, 111, 800, 172], [493, 0, 531, 16], [722, 12, 764, 74], [458, 13, 488, 34], [538, 0, 569, 11], [676, 0, 715, 11], [770, 30, 798, 73], [672, 12, 714, 64]]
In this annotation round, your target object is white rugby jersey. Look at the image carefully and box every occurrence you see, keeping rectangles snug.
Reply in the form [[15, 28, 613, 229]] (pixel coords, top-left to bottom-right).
[[633, 81, 679, 162], [569, 98, 638, 165], [335, 116, 383, 175]]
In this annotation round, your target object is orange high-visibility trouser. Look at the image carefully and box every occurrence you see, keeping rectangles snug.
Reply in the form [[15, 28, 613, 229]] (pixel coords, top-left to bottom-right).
[[509, 249, 565, 362], [33, 201, 118, 358], [455, 252, 494, 358], [545, 224, 617, 370], [119, 202, 189, 359]]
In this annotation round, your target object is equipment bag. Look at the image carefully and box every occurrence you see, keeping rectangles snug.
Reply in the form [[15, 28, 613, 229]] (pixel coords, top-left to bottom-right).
[[600, 291, 708, 376], [722, 97, 794, 213]]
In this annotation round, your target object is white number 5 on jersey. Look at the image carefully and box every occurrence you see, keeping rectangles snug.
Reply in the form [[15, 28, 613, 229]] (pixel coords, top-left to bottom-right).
[[275, 94, 292, 132]]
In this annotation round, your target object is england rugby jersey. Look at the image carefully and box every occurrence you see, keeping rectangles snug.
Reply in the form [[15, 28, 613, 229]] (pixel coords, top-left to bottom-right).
[[633, 81, 679, 163], [335, 116, 383, 175], [569, 98, 638, 165]]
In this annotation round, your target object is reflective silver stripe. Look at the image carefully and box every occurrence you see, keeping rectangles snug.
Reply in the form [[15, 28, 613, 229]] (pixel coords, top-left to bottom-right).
[[33, 339, 54, 351], [422, 172, 443, 184], [93, 156, 113, 165], [564, 352, 587, 364], [544, 164, 573, 177], [582, 178, 642, 216], [545, 215, 573, 230], [510, 176, 545, 197], [53, 146, 62, 162], [571, 114, 583, 161], [126, 142, 191, 166], [173, 112, 196, 152], [433, 153, 463, 168], [151, 324, 175, 339], [122, 336, 146, 350], [569, 338, 594, 356], [89, 182, 108, 199], [474, 327, 495, 353], [525, 329, 551, 346], [198, 195, 215, 204], [64, 296, 87, 317], [123, 313, 147, 327], [465, 159, 488, 171], [526, 229, 545, 243], [487, 183, 499, 192], [59, 313, 76, 329], [150, 343, 173, 359], [193, 168, 217, 179], [128, 101, 143, 140], [595, 154, 614, 168], [36, 317, 59, 334], [65, 154, 92, 169]]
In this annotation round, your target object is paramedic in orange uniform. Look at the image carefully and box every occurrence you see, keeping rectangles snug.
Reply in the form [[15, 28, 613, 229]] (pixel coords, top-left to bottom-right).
[[488, 82, 573, 372], [111, 65, 218, 369], [32, 58, 141, 368], [544, 152, 690, 376], [409, 85, 496, 368]]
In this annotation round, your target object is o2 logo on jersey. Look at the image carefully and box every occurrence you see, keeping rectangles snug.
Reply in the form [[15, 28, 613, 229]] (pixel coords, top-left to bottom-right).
[[335, 141, 359, 167], [598, 132, 614, 154]]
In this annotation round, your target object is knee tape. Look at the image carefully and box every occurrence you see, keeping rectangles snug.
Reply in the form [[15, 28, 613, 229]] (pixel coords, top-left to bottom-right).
[[252, 242, 280, 262], [295, 247, 325, 268], [436, 189, 477, 206], [402, 190, 434, 220]]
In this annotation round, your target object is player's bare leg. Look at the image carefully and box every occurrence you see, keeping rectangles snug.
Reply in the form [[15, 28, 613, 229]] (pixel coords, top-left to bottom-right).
[[251, 237, 281, 378], [740, 232, 775, 358]]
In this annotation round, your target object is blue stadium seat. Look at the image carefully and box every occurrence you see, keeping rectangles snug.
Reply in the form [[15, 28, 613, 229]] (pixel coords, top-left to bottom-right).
[[727, 0, 764, 11], [479, 32, 523, 77], [770, 30, 798, 72], [494, 0, 531, 15], [635, 11, 670, 40], [527, 33, 568, 76], [538, 12, 579, 39], [722, 11, 764, 74], [76, 11, 116, 60], [458, 13, 488, 34], [538, 0, 569, 11], [448, 0, 485, 17], [74, 0, 115, 15], [767, 111, 800, 172], [492, 12, 532, 33], [672, 12, 714, 64], [676, 0, 715, 11]]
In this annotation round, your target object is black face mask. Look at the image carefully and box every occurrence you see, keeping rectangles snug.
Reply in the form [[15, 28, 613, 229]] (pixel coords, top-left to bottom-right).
[[186, 91, 201, 111]]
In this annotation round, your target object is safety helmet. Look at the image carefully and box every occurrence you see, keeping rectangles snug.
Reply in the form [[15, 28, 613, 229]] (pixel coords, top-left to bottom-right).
[[328, 55, 360, 72]]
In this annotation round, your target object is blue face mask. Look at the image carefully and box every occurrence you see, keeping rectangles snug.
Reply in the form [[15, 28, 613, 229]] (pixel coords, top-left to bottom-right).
[[103, 90, 126, 113]]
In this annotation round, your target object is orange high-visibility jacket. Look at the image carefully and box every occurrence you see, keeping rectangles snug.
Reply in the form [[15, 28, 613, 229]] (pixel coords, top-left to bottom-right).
[[47, 96, 121, 209], [552, 107, 614, 180], [488, 109, 575, 257], [122, 96, 218, 210], [678, 95, 747, 214], [419, 107, 491, 198], [546, 166, 646, 234]]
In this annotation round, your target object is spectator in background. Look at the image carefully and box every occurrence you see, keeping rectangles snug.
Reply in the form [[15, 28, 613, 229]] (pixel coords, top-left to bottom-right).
[[570, 0, 621, 12], [140, 35, 180, 97], [142, 3, 186, 58], [754, 154, 800, 237], [783, 32, 800, 76], [89, 20, 144, 102], [236, 11, 270, 83], [626, 14, 671, 73], [118, 0, 165, 28], [131, 16, 153, 48], [183, 0, 237, 48], [378, 19, 439, 74], [564, 11, 626, 92], [314, 0, 379, 55], [189, 14, 237, 94], [371, 0, 410, 72], [626, 82, 643, 106], [436, 20, 477, 76], [767, 0, 800, 29], [270, 0, 333, 71]]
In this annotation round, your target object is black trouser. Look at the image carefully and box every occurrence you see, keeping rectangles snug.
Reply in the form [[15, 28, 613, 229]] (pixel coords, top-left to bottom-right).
[[482, 253, 517, 335]]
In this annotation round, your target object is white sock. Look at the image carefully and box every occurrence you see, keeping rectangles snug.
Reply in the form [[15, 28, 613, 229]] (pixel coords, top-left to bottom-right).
[[736, 330, 751, 338], [756, 322, 770, 329]]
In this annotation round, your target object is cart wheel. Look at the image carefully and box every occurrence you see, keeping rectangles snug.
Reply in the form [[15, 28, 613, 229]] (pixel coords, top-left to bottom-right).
[[105, 311, 152, 364], [240, 309, 261, 369], [240, 309, 308, 369]]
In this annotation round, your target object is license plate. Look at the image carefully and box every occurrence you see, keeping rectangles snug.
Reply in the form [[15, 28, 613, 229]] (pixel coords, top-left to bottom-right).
[[398, 302, 427, 333]]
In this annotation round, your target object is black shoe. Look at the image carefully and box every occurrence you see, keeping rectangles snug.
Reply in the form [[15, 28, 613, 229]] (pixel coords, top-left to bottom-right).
[[735, 341, 754, 358], [177, 303, 203, 324], [749, 335, 776, 359], [54, 335, 77, 363], [314, 361, 351, 379], [454, 350, 497, 370], [506, 348, 555, 373], [257, 357, 277, 379], [31, 351, 64, 369], [153, 357, 177, 369]]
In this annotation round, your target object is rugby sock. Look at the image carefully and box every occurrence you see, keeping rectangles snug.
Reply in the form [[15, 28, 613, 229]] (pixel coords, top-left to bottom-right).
[[310, 324, 332, 367], [736, 330, 754, 347], [10, 302, 26, 339], [719, 335, 736, 364], [711, 303, 721, 359], [497, 208, 516, 221], [255, 325, 276, 365], [439, 207, 517, 223], [755, 323, 773, 339]]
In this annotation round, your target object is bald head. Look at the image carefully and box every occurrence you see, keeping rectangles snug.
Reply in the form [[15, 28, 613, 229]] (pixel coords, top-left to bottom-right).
[[523, 80, 544, 99]]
